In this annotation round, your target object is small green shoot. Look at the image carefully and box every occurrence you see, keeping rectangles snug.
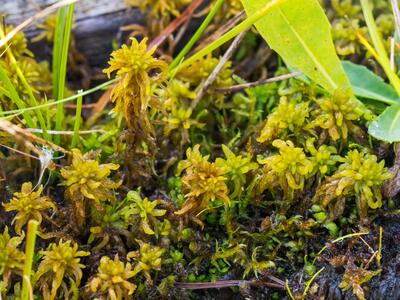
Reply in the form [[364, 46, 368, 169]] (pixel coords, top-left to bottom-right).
[[21, 220, 38, 300], [71, 92, 82, 148]]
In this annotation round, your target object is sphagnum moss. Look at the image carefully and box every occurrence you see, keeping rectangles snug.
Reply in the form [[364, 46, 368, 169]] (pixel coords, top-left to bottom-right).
[[311, 88, 369, 142], [175, 145, 230, 216], [122, 190, 167, 235], [127, 240, 165, 284], [61, 149, 121, 225], [3, 182, 55, 235], [89, 255, 137, 300], [1, 1, 399, 299], [34, 240, 89, 300], [0, 227, 24, 287], [258, 139, 314, 203], [104, 37, 167, 131], [314, 149, 393, 220]]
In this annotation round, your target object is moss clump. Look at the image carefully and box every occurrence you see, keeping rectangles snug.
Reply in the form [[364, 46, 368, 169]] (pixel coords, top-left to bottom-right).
[[34, 240, 89, 300], [0, 228, 24, 287], [310, 88, 369, 142], [257, 97, 310, 143], [258, 139, 314, 203], [61, 149, 121, 225], [175, 145, 230, 216], [3, 182, 55, 235], [314, 149, 392, 220], [104, 38, 167, 130], [89, 254, 137, 300]]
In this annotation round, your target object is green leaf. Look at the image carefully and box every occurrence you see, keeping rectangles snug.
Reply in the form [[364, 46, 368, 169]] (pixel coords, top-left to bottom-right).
[[343, 61, 400, 105], [241, 0, 350, 93], [369, 105, 400, 142]]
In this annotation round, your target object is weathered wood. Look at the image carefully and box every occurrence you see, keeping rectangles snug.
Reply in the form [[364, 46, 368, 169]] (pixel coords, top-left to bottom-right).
[[2, 0, 144, 66]]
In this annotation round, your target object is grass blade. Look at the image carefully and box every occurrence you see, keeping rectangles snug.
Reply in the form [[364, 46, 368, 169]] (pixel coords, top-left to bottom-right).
[[170, 0, 224, 70], [71, 92, 82, 148], [172, 0, 288, 73], [360, 0, 400, 94], [0, 64, 36, 128], [54, 4, 75, 145]]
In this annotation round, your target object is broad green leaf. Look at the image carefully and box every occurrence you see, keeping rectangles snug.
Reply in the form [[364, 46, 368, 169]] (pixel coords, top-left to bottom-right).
[[343, 61, 400, 105], [369, 105, 400, 142], [241, 0, 350, 93]]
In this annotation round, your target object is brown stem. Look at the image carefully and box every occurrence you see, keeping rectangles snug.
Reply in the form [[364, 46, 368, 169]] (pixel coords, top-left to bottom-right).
[[192, 30, 247, 108], [216, 71, 302, 94]]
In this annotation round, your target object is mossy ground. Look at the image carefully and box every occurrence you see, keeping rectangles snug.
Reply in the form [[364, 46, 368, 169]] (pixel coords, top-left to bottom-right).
[[0, 1, 400, 299]]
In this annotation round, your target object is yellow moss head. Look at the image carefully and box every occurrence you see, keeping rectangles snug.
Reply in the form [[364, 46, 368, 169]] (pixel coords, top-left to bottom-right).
[[0, 227, 24, 284], [257, 97, 309, 143], [89, 255, 137, 300], [104, 38, 167, 129], [3, 182, 55, 235], [128, 240, 164, 283], [258, 140, 314, 201], [175, 145, 230, 215], [122, 190, 167, 235], [311, 88, 369, 142], [61, 149, 121, 203], [314, 149, 393, 220], [35, 240, 89, 299]]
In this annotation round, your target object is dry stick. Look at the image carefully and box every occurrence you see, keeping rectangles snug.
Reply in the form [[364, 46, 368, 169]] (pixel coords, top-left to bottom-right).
[[192, 31, 247, 108], [216, 71, 302, 94], [26, 128, 106, 135], [148, 0, 204, 49], [175, 279, 285, 290], [0, 118, 68, 154], [0, 143, 40, 160], [390, 0, 400, 35], [0, 0, 80, 48]]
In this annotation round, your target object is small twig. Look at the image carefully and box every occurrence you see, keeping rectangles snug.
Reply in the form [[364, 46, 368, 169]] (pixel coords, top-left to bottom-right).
[[175, 279, 285, 290], [26, 128, 106, 135], [359, 236, 375, 254], [148, 0, 204, 49], [0, 143, 40, 160], [0, 118, 68, 154], [390, 0, 400, 35], [173, 16, 192, 48], [216, 71, 302, 93], [192, 31, 247, 108], [364, 251, 378, 270], [0, 0, 80, 49]]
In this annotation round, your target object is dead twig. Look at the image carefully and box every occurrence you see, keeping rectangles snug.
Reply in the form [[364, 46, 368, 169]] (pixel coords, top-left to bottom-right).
[[0, 118, 68, 154], [0, 0, 80, 49], [175, 279, 285, 290], [216, 71, 302, 94], [26, 129, 106, 135], [192, 31, 247, 108], [148, 0, 204, 49], [390, 0, 400, 35]]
